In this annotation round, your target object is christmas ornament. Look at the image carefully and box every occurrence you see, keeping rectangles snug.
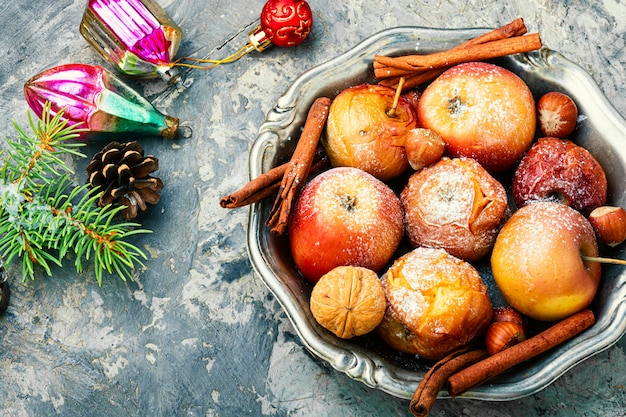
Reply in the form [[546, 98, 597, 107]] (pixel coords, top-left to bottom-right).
[[258, 0, 314, 47], [79, 0, 313, 83], [80, 0, 184, 88], [24, 63, 188, 141], [86, 140, 163, 220]]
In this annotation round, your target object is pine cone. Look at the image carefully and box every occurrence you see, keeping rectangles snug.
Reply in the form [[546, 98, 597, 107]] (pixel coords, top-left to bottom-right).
[[86, 141, 164, 220]]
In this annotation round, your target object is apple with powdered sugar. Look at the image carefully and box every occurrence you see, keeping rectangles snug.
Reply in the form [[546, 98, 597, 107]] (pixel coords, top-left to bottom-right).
[[288, 167, 404, 283], [400, 157, 509, 262], [323, 84, 418, 181], [491, 201, 602, 321], [418, 61, 536, 174]]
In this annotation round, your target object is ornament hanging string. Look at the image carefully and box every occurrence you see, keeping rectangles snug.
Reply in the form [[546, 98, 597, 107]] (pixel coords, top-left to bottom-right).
[[80, 0, 313, 89], [172, 24, 272, 70], [173, 0, 314, 71]]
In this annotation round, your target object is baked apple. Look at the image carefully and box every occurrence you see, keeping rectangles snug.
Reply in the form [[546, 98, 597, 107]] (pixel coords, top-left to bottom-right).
[[418, 62, 536, 174], [289, 167, 404, 283], [491, 201, 601, 321], [377, 247, 493, 360], [400, 157, 509, 262], [323, 83, 418, 181], [512, 137, 607, 215]]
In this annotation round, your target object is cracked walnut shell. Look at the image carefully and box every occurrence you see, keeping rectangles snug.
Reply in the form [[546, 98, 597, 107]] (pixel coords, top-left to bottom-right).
[[310, 266, 386, 339]]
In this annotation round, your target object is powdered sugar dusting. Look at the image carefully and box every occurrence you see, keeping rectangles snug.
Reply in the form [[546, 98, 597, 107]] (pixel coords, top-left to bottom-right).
[[418, 62, 536, 172], [381, 247, 492, 356], [401, 157, 508, 262], [290, 167, 404, 279]]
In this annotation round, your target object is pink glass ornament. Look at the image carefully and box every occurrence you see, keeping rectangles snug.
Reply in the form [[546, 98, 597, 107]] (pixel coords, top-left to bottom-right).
[[24, 63, 183, 141], [80, 0, 184, 88]]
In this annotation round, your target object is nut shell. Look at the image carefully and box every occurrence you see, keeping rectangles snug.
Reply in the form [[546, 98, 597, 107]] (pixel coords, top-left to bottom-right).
[[404, 128, 445, 171], [485, 321, 527, 356], [537, 92, 578, 138], [588, 206, 626, 247], [310, 266, 386, 339], [492, 306, 526, 328]]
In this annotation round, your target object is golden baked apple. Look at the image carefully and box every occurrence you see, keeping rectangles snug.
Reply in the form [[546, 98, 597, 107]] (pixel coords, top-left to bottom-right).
[[323, 83, 418, 181], [491, 201, 601, 321], [376, 247, 493, 360]]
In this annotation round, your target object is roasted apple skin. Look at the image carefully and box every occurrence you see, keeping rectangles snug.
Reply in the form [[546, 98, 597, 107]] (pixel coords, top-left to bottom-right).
[[400, 157, 509, 262], [377, 247, 493, 360], [323, 84, 418, 181], [512, 137, 607, 215], [418, 62, 536, 174], [289, 167, 404, 283]]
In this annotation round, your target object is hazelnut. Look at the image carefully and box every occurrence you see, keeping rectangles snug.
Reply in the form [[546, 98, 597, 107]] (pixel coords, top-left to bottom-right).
[[404, 128, 445, 171], [493, 306, 525, 326], [484, 321, 527, 356], [588, 206, 626, 247], [537, 92, 578, 138]]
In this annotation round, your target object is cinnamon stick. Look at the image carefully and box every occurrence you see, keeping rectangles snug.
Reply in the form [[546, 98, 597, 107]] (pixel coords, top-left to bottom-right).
[[375, 18, 534, 90], [375, 17, 527, 76], [374, 17, 527, 76], [266, 97, 332, 234], [410, 347, 488, 417], [375, 33, 541, 76], [379, 69, 447, 91], [447, 309, 595, 397], [219, 147, 328, 208]]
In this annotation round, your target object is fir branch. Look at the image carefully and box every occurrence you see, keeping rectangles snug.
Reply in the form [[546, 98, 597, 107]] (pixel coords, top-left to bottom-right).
[[0, 103, 151, 284]]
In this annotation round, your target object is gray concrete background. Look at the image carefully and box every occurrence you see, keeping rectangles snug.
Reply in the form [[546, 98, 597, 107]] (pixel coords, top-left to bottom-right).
[[0, 1, 624, 416]]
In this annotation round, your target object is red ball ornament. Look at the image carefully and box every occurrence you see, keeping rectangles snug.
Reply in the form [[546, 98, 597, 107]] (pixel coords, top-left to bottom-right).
[[259, 0, 313, 47]]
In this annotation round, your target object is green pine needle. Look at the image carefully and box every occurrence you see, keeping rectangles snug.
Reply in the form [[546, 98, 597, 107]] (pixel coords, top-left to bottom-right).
[[0, 103, 152, 284]]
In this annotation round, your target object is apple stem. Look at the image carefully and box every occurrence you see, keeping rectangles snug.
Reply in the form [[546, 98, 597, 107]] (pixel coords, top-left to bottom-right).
[[582, 255, 626, 266], [387, 77, 405, 118]]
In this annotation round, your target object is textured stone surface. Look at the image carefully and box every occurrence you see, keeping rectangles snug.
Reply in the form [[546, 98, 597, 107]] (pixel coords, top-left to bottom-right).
[[0, 1, 625, 416]]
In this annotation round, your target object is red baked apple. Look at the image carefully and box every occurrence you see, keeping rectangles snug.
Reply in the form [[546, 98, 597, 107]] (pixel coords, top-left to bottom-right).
[[512, 137, 607, 215], [418, 62, 536, 174], [491, 201, 601, 321], [288, 167, 404, 283], [323, 84, 418, 181]]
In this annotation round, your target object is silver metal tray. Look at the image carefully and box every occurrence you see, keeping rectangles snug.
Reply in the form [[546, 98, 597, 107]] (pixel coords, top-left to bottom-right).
[[246, 26, 626, 400]]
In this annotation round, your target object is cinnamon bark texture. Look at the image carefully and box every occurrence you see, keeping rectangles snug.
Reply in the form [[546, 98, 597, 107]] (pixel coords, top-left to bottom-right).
[[219, 147, 328, 208], [446, 309, 595, 397], [410, 347, 488, 417], [375, 18, 541, 91], [266, 97, 332, 234]]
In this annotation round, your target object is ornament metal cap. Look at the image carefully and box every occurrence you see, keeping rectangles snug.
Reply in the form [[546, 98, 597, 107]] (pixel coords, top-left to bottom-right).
[[248, 26, 272, 52]]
